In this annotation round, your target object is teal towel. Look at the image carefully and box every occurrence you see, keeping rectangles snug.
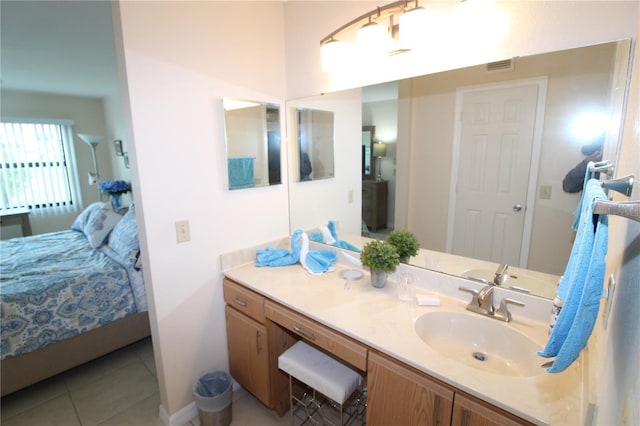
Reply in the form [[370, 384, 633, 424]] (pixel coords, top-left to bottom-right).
[[228, 157, 255, 189], [308, 221, 360, 252], [256, 230, 302, 267], [256, 230, 336, 275], [538, 179, 608, 373], [298, 231, 337, 275]]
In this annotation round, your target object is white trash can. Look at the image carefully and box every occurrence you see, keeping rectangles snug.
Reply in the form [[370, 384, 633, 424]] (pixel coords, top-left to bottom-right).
[[193, 371, 233, 426]]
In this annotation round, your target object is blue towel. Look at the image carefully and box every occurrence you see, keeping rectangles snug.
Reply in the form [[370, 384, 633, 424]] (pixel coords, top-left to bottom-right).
[[571, 161, 596, 230], [256, 230, 337, 275], [327, 221, 361, 252], [256, 230, 302, 267], [538, 179, 608, 373], [228, 157, 255, 189], [298, 231, 337, 275], [308, 221, 360, 252]]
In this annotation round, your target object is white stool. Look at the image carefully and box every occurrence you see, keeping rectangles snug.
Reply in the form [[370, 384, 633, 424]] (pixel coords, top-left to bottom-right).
[[278, 340, 364, 425]]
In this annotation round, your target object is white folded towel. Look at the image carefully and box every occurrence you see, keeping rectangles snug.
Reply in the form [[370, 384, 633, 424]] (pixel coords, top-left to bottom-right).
[[416, 294, 441, 306]]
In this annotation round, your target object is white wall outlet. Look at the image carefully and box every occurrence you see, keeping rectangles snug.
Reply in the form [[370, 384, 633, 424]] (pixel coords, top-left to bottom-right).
[[175, 220, 191, 243], [348, 189, 354, 204]]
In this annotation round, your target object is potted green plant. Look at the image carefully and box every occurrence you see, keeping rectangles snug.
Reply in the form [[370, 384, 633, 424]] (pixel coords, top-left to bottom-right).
[[360, 240, 400, 288], [386, 230, 420, 263]]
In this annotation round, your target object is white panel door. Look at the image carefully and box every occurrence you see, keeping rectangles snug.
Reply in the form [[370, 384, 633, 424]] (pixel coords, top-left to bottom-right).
[[452, 84, 539, 265]]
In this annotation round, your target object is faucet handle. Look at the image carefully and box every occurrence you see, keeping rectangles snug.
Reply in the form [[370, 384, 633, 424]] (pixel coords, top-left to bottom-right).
[[458, 286, 480, 306], [496, 298, 525, 322]]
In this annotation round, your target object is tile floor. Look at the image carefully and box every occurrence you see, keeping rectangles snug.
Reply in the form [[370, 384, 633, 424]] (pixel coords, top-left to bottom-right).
[[0, 338, 288, 426]]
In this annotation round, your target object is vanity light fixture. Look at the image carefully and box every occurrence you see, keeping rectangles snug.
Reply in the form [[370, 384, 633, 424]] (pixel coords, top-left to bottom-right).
[[319, 0, 429, 73]]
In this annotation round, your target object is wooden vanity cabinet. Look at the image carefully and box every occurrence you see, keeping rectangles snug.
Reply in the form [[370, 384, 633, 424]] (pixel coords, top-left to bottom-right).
[[452, 393, 533, 426], [224, 277, 535, 425], [264, 300, 367, 372], [223, 279, 272, 408], [367, 351, 534, 426], [367, 351, 454, 426]]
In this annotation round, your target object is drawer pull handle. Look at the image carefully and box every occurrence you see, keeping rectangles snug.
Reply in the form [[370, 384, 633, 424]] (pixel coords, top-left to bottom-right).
[[256, 331, 262, 355], [293, 325, 316, 341], [432, 395, 441, 425], [233, 297, 248, 307], [461, 408, 470, 426]]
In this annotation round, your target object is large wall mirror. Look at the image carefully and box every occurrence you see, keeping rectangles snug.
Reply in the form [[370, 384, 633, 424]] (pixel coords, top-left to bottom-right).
[[223, 97, 281, 190], [287, 39, 633, 300]]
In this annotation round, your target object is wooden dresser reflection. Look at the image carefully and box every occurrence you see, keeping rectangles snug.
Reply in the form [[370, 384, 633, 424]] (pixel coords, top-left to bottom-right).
[[362, 180, 388, 232]]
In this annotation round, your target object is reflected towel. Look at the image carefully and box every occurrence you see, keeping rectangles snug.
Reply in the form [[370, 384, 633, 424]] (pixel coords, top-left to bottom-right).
[[309, 221, 360, 252], [228, 157, 255, 189], [572, 161, 599, 230], [538, 179, 608, 373]]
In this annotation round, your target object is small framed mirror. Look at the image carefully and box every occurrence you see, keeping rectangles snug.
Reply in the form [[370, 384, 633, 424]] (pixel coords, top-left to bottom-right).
[[293, 107, 335, 182], [223, 97, 281, 190]]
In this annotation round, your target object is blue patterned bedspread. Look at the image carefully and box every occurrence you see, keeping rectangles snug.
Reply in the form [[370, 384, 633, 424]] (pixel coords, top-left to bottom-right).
[[0, 230, 139, 359]]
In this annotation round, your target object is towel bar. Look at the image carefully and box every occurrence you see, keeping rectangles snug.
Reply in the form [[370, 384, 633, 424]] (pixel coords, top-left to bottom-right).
[[594, 200, 640, 222], [589, 160, 614, 175], [600, 175, 634, 197]]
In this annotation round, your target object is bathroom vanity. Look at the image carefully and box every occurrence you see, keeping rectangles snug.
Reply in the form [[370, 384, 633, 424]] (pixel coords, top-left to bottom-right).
[[222, 252, 584, 426]]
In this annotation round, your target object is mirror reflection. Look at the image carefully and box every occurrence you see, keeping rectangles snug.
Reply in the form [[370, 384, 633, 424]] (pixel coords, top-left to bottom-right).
[[293, 108, 335, 182], [289, 39, 632, 300], [223, 98, 281, 190], [362, 126, 374, 177]]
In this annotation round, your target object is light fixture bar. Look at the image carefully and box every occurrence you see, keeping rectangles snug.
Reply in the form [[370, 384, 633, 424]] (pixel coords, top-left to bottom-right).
[[320, 0, 415, 45]]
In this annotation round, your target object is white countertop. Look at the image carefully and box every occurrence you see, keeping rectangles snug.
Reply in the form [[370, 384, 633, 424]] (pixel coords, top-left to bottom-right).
[[222, 248, 585, 426]]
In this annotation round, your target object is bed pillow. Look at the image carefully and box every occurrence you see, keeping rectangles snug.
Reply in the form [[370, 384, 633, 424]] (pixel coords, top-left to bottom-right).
[[107, 205, 140, 267], [71, 202, 105, 232], [84, 203, 123, 248]]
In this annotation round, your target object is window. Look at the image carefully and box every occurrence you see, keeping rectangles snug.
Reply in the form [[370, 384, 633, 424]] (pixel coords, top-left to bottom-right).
[[1, 119, 82, 216]]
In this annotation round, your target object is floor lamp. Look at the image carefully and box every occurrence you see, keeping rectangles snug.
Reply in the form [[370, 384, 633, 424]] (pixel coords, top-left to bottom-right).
[[78, 133, 102, 200], [373, 142, 387, 182]]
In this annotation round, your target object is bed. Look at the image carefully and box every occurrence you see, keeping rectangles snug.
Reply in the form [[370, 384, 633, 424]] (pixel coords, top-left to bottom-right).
[[0, 202, 151, 396]]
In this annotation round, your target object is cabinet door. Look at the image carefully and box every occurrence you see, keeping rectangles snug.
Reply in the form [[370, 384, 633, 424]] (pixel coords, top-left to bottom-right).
[[225, 306, 271, 407], [367, 351, 454, 426], [452, 393, 532, 426]]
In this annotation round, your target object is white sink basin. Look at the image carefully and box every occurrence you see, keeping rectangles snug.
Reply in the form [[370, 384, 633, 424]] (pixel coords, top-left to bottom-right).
[[414, 311, 543, 377]]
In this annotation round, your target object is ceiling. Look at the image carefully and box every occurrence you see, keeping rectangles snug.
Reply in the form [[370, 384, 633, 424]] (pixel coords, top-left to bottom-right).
[[1, 0, 119, 98]]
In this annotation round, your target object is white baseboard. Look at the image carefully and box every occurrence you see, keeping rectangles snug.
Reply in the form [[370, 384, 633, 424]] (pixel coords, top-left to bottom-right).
[[159, 402, 197, 426]]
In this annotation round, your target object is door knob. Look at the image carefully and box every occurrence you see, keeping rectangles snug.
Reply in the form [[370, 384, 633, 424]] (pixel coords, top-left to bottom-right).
[[513, 204, 523, 212]]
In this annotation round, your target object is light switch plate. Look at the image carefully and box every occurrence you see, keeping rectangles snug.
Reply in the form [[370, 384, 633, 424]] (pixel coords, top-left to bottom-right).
[[540, 185, 552, 200], [175, 220, 191, 243]]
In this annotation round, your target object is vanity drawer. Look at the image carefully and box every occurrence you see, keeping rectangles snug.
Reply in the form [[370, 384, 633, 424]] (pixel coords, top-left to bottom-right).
[[264, 300, 367, 372], [223, 278, 265, 323]]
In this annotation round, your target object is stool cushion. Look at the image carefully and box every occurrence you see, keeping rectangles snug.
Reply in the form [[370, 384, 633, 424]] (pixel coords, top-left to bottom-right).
[[278, 341, 362, 404]]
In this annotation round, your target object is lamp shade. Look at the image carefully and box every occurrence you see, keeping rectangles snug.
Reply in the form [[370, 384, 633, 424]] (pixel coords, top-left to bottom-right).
[[78, 133, 103, 147], [357, 21, 389, 56], [373, 142, 387, 158], [399, 7, 429, 50], [321, 39, 347, 73]]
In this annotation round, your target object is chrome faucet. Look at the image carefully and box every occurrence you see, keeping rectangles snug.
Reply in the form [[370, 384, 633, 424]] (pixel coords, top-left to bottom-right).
[[458, 285, 524, 322], [493, 264, 509, 286]]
